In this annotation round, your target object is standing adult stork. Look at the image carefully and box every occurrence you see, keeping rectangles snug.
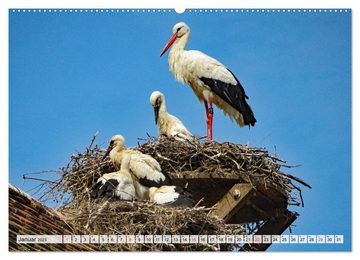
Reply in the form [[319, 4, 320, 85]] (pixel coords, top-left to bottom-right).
[[160, 22, 256, 142]]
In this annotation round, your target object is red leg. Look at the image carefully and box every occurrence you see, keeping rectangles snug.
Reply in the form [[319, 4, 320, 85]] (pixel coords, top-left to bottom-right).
[[204, 101, 213, 142], [204, 101, 210, 140], [208, 100, 213, 142]]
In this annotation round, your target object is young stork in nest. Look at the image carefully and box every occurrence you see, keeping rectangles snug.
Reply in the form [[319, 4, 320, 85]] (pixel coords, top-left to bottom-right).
[[150, 91, 193, 141], [160, 22, 256, 142], [102, 134, 171, 188], [102, 135, 194, 207], [91, 155, 135, 200], [149, 185, 194, 207]]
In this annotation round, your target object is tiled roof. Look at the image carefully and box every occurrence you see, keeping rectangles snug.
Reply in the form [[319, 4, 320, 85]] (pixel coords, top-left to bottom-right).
[[9, 184, 97, 251]]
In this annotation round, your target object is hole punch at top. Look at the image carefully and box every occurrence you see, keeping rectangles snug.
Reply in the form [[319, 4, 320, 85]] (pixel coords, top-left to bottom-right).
[[175, 8, 186, 14]]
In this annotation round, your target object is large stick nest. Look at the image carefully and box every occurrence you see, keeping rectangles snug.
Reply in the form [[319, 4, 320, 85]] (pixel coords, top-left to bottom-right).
[[61, 199, 245, 251], [32, 135, 309, 251]]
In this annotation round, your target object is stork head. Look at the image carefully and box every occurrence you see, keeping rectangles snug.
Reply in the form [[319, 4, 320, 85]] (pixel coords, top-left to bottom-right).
[[150, 91, 165, 124], [172, 22, 190, 37], [102, 134, 125, 161], [160, 22, 190, 57]]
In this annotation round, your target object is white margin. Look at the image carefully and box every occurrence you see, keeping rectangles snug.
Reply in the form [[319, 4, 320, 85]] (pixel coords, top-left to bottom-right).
[[1, 1, 358, 260]]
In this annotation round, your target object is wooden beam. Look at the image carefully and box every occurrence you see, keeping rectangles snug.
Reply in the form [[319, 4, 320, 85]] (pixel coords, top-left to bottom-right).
[[240, 210, 298, 251], [209, 183, 256, 221], [209, 183, 299, 252]]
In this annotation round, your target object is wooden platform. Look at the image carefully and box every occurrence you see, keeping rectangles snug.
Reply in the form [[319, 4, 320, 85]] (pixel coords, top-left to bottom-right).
[[173, 178, 288, 222], [173, 178, 297, 251]]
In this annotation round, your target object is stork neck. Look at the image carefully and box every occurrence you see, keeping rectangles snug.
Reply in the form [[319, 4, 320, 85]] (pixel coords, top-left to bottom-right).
[[120, 156, 130, 171], [169, 33, 189, 56], [159, 100, 167, 114], [114, 144, 124, 153], [110, 145, 124, 162], [168, 34, 189, 83]]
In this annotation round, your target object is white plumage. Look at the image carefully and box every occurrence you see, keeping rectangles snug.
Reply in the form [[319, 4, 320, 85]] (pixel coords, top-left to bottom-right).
[[91, 155, 135, 201], [160, 22, 256, 141], [97, 135, 194, 206], [103, 135, 171, 188], [149, 186, 179, 204], [149, 185, 194, 207], [150, 91, 193, 141]]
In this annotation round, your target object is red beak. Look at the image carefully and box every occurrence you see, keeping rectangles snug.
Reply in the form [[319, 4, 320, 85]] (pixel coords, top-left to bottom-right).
[[160, 33, 178, 57]]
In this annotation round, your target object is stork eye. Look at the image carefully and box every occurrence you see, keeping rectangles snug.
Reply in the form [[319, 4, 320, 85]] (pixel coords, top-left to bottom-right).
[[176, 27, 181, 32]]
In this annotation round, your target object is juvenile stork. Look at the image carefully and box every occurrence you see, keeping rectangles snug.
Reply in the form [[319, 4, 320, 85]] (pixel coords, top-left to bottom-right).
[[160, 22, 256, 142], [102, 135, 171, 188], [100, 135, 193, 206], [150, 91, 193, 141], [91, 155, 135, 201], [149, 185, 194, 207]]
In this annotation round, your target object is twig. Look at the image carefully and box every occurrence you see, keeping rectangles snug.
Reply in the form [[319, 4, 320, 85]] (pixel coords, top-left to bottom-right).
[[88, 131, 99, 149], [277, 171, 312, 189], [22, 175, 58, 184]]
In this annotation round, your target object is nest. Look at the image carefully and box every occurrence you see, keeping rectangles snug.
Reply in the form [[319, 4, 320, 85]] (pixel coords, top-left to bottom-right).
[[138, 137, 309, 198], [28, 135, 310, 251], [61, 199, 244, 251]]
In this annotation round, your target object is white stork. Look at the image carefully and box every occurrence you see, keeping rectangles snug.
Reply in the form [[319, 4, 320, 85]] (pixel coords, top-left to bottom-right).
[[91, 155, 136, 200], [150, 91, 193, 141], [102, 134, 171, 188], [160, 22, 256, 142], [149, 185, 194, 207]]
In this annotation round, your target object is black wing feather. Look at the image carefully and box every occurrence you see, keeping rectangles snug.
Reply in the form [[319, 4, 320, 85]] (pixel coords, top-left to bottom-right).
[[200, 69, 256, 126], [139, 175, 172, 188], [90, 181, 104, 199], [91, 179, 120, 199], [170, 186, 194, 207]]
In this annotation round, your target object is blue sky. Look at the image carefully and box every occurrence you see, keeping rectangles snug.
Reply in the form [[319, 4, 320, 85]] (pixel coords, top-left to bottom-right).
[[9, 9, 351, 251]]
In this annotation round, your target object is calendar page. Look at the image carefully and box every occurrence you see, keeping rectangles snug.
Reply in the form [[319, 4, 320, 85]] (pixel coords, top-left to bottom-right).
[[8, 4, 352, 253]]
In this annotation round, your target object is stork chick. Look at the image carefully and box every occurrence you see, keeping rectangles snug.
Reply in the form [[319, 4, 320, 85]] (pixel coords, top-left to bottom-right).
[[102, 134, 171, 188], [150, 91, 193, 141], [91, 155, 135, 201], [149, 185, 194, 207]]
